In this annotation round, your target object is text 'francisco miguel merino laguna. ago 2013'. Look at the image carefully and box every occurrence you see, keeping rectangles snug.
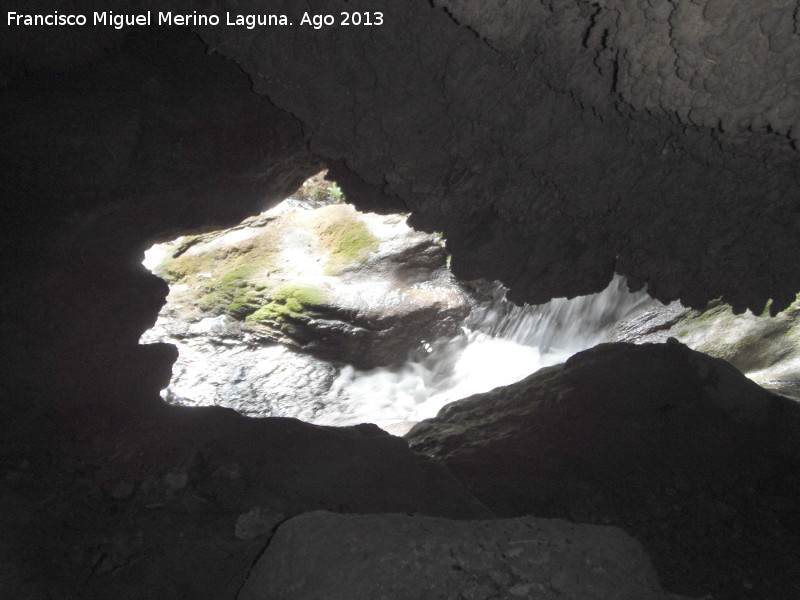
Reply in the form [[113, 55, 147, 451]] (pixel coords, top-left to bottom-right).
[[6, 10, 385, 30]]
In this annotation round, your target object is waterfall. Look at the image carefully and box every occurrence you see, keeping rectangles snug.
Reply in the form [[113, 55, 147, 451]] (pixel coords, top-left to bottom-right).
[[309, 275, 654, 429], [142, 190, 657, 432]]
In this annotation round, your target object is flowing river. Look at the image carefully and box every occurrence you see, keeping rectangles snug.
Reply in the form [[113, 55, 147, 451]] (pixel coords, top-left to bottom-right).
[[141, 193, 656, 432], [312, 275, 653, 429], [142, 269, 652, 432]]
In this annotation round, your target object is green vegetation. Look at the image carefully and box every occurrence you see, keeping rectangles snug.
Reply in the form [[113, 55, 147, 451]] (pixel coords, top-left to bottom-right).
[[731, 335, 756, 353], [152, 200, 379, 337], [271, 283, 328, 306], [327, 182, 344, 201], [245, 283, 329, 329], [158, 226, 284, 320], [318, 211, 378, 275], [162, 250, 218, 282], [199, 264, 264, 318], [301, 170, 346, 204]]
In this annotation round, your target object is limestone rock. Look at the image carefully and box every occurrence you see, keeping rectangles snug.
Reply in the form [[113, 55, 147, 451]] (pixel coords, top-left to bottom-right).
[[147, 202, 470, 369], [612, 298, 800, 399], [238, 511, 690, 600], [234, 508, 285, 541], [42, 407, 491, 600], [141, 323, 342, 419], [194, 0, 800, 313], [4, 9, 800, 600]]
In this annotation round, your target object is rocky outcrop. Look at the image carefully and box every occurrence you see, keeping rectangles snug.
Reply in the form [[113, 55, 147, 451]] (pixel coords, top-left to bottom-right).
[[438, 0, 800, 142], [142, 316, 340, 419], [194, 0, 800, 313], [148, 202, 470, 369], [5, 3, 797, 313], [612, 297, 800, 399], [406, 342, 800, 599], [239, 511, 691, 600]]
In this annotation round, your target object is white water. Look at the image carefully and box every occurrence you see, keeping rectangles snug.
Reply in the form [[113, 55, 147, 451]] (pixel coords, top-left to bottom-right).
[[142, 193, 655, 431], [306, 276, 654, 429]]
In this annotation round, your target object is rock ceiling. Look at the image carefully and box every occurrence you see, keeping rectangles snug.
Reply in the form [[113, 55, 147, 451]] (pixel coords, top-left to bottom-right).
[[2, 0, 798, 314]]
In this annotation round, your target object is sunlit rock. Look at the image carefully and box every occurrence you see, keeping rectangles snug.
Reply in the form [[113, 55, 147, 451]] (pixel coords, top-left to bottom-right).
[[612, 297, 800, 399], [145, 224, 653, 426], [145, 201, 470, 370]]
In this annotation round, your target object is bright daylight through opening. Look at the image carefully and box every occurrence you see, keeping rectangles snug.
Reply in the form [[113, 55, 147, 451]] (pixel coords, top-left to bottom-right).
[[141, 172, 800, 435]]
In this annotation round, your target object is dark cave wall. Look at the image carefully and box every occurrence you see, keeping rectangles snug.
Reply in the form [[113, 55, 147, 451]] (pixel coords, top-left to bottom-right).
[[192, 0, 800, 313], [0, 0, 797, 426], [0, 28, 321, 423], [2, 0, 799, 315], [0, 0, 797, 451], [440, 0, 800, 141]]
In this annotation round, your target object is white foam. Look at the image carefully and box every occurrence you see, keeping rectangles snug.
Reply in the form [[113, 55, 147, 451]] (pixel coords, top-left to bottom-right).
[[309, 275, 653, 428]]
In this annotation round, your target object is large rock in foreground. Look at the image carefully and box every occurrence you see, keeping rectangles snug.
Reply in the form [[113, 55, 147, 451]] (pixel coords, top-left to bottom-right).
[[3, 405, 491, 600], [406, 342, 800, 599], [239, 511, 690, 600]]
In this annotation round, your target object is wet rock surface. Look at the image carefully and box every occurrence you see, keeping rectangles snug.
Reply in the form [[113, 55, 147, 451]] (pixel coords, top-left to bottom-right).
[[612, 298, 800, 400], [239, 511, 692, 600], [406, 342, 800, 599], [146, 202, 470, 370], [142, 199, 474, 420], [147, 324, 340, 419]]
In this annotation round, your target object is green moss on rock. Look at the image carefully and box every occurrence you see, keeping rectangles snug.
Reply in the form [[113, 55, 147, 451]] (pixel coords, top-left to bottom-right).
[[161, 251, 217, 282], [198, 264, 267, 318], [272, 283, 328, 307], [245, 283, 329, 329], [318, 211, 378, 275]]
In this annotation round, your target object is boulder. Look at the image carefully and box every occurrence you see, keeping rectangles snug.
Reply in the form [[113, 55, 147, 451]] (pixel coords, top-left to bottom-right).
[[27, 406, 491, 600], [148, 202, 470, 369], [141, 315, 341, 419], [406, 341, 800, 598], [238, 511, 691, 600]]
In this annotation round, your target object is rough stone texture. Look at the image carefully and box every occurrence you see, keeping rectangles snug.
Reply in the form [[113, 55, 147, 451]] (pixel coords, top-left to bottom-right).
[[612, 297, 800, 399], [407, 341, 800, 599], [239, 511, 690, 600], [194, 0, 800, 314], [0, 405, 490, 600], [3, 1, 798, 313], [439, 0, 800, 141], [146, 202, 470, 369], [1, 27, 320, 423], [0, 26, 489, 600], [143, 325, 343, 418]]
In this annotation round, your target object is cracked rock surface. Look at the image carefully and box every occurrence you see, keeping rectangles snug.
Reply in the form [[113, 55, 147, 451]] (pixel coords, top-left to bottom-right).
[[238, 511, 691, 600]]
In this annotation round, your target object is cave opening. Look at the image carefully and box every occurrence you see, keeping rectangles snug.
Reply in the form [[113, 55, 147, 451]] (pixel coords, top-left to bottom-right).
[[139, 165, 800, 435], [139, 170, 670, 433]]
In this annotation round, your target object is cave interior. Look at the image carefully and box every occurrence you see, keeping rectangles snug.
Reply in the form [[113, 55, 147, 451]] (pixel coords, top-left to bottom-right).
[[2, 1, 800, 598]]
